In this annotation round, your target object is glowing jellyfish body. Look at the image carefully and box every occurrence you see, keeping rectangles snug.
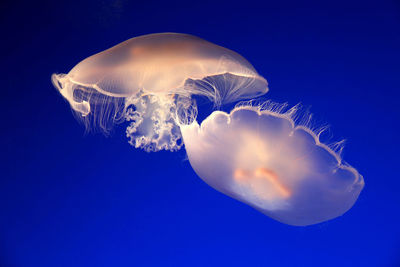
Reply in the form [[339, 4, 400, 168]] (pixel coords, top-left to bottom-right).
[[180, 104, 364, 226], [52, 32, 364, 226], [52, 33, 267, 151]]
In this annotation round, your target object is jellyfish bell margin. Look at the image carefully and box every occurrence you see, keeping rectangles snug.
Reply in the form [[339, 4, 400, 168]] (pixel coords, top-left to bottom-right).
[[52, 32, 364, 226]]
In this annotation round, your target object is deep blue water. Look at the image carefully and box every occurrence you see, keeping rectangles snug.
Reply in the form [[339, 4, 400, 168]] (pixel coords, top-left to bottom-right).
[[1, 0, 399, 266]]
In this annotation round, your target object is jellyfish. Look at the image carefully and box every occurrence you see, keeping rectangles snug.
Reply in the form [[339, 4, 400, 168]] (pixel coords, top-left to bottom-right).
[[52, 33, 268, 151], [179, 102, 364, 226], [52, 32, 364, 226]]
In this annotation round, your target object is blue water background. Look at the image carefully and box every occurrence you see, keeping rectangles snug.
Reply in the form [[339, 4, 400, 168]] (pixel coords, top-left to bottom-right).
[[1, 0, 399, 266]]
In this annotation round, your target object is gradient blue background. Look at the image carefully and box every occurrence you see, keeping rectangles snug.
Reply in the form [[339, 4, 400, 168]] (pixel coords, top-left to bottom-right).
[[1, 0, 399, 266]]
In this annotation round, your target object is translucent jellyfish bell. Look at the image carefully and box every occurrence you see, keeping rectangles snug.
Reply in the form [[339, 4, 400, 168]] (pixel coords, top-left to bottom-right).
[[180, 102, 364, 226], [52, 33, 268, 151]]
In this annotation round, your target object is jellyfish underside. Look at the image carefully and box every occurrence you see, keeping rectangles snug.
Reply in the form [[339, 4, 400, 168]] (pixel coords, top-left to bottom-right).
[[180, 104, 364, 226], [52, 33, 364, 226]]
